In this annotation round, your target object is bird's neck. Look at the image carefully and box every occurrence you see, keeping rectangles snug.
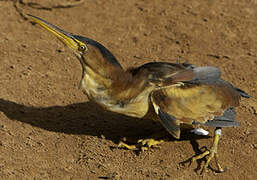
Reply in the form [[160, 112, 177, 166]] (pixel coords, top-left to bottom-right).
[[80, 64, 154, 117], [79, 56, 125, 101], [80, 61, 131, 97], [81, 43, 124, 79], [77, 43, 155, 117]]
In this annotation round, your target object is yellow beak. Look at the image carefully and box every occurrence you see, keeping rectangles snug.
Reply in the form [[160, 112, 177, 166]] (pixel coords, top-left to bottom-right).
[[28, 14, 85, 52]]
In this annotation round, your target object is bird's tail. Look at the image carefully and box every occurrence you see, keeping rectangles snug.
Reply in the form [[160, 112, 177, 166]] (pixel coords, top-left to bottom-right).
[[204, 107, 240, 127]]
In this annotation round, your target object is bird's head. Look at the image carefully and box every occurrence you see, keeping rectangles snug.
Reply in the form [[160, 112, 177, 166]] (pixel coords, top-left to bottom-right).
[[28, 15, 122, 74]]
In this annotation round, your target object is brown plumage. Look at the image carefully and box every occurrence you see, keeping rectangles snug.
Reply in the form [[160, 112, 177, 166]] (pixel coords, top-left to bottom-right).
[[29, 15, 250, 174], [127, 62, 245, 139]]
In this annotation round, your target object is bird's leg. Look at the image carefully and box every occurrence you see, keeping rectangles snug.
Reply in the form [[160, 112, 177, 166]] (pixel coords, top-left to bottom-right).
[[191, 127, 224, 174], [118, 131, 169, 151]]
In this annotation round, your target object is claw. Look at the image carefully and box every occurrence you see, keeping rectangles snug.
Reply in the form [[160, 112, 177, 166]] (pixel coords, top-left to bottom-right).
[[118, 137, 167, 151]]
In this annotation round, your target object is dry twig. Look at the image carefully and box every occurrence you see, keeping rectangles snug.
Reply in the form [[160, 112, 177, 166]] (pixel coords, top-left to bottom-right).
[[2, 0, 85, 20]]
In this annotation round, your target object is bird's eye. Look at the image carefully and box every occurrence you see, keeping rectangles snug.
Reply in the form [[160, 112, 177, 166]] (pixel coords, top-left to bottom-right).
[[78, 45, 86, 52]]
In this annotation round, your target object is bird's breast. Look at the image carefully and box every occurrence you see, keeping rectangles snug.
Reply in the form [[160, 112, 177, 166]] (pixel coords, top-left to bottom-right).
[[80, 73, 151, 118]]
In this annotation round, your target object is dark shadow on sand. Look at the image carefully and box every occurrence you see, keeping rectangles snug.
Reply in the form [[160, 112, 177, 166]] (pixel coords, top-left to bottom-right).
[[0, 98, 210, 155], [0, 98, 163, 142]]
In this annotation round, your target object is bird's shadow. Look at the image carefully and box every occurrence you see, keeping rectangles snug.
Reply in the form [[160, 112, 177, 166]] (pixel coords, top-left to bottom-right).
[[0, 98, 167, 143], [0, 98, 211, 169]]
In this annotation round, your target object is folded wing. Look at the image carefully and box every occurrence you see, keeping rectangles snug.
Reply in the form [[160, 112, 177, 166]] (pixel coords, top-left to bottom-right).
[[151, 78, 248, 138], [130, 62, 249, 139]]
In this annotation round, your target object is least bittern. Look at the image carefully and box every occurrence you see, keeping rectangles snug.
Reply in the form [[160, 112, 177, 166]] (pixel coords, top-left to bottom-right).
[[29, 15, 250, 174]]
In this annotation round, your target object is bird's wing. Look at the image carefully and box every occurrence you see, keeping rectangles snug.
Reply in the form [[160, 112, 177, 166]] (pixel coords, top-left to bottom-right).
[[128, 62, 221, 87], [150, 80, 243, 139], [128, 62, 249, 138]]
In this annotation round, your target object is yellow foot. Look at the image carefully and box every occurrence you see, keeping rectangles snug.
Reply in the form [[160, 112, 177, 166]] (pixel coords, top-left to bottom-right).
[[118, 138, 167, 152], [190, 146, 224, 174], [118, 141, 139, 150], [190, 128, 224, 174]]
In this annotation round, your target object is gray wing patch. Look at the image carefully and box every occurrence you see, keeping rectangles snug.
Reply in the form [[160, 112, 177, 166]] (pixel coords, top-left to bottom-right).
[[191, 66, 221, 83], [151, 92, 181, 139], [204, 107, 240, 127], [158, 109, 181, 139]]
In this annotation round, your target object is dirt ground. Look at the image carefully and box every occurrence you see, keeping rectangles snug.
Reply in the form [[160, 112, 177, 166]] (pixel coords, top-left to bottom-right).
[[0, 0, 257, 179]]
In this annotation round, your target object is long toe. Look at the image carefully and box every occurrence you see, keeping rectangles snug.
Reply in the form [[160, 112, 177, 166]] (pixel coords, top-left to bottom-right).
[[214, 153, 225, 173], [137, 138, 166, 148], [118, 141, 138, 150]]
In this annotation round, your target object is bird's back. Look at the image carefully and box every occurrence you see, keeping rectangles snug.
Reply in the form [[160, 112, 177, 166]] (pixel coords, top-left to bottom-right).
[[130, 61, 249, 138], [152, 80, 241, 124]]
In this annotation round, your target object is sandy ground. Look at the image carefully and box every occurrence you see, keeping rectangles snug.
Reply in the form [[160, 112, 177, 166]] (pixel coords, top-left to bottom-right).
[[0, 0, 257, 179]]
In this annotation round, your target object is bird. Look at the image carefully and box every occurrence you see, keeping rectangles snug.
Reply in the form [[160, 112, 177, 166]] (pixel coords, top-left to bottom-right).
[[28, 15, 250, 174]]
